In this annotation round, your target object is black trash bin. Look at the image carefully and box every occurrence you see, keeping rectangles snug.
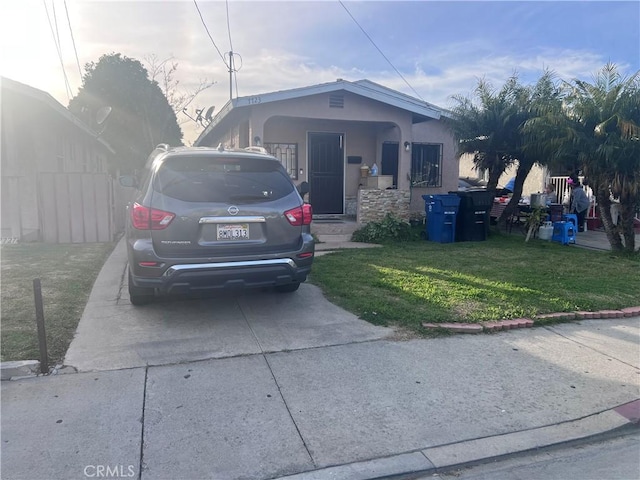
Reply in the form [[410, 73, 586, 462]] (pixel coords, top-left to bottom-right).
[[452, 190, 494, 241], [422, 194, 461, 243]]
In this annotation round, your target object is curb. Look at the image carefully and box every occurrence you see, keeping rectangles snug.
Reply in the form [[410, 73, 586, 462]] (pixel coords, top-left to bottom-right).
[[422, 306, 640, 335], [6, 311, 637, 379], [0, 360, 40, 381], [274, 400, 640, 480]]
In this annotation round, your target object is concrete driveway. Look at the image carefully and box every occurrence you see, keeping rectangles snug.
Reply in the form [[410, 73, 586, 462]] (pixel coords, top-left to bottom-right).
[[64, 239, 391, 372]]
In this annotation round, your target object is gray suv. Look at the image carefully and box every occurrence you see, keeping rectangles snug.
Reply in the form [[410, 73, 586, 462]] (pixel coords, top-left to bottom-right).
[[121, 144, 314, 305]]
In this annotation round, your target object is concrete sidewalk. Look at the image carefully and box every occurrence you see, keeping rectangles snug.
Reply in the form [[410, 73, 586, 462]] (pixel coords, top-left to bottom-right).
[[2, 234, 639, 479], [2, 319, 639, 479]]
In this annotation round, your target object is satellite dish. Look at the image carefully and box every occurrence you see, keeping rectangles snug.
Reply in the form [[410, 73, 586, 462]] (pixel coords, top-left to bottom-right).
[[204, 106, 215, 122], [96, 106, 112, 125]]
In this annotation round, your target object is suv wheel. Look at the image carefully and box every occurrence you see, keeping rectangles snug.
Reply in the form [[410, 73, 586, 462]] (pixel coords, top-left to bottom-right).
[[128, 269, 155, 305], [275, 282, 300, 293]]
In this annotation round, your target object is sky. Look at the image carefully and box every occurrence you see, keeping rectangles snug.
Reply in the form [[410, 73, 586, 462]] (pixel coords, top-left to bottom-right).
[[1, 0, 639, 145]]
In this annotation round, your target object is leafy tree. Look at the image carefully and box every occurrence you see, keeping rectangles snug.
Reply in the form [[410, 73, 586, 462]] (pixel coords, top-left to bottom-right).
[[144, 54, 215, 128], [69, 53, 183, 173]]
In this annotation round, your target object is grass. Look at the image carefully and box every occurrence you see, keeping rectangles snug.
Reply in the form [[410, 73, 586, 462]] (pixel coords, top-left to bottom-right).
[[1, 242, 116, 364], [309, 231, 640, 333], [1, 230, 637, 363]]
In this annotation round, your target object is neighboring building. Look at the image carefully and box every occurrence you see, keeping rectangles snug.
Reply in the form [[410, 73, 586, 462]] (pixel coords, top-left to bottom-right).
[[458, 153, 548, 197], [194, 79, 458, 223], [1, 77, 115, 242]]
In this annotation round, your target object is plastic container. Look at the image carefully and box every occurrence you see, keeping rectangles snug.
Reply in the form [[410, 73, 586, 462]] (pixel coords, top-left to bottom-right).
[[552, 221, 576, 245], [370, 163, 378, 176], [538, 221, 553, 241]]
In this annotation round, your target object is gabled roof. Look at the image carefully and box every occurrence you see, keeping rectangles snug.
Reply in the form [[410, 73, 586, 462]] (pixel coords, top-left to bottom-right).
[[196, 78, 446, 145], [1, 76, 114, 154]]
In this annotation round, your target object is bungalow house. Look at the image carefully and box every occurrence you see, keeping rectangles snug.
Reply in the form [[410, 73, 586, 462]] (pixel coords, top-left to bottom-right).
[[1, 77, 116, 243], [194, 79, 458, 223]]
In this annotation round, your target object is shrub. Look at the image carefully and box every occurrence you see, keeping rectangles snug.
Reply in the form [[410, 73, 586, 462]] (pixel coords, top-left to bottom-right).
[[352, 214, 417, 243]]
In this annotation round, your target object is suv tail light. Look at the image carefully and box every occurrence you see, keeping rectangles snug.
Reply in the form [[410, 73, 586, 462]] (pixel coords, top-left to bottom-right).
[[284, 204, 313, 226], [131, 203, 175, 230]]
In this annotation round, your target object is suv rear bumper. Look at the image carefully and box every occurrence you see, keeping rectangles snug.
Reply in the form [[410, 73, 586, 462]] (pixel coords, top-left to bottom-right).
[[130, 257, 312, 294]]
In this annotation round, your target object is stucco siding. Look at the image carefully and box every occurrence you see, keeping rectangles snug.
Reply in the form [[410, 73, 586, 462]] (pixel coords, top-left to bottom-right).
[[411, 120, 458, 197], [459, 153, 548, 196], [193, 81, 458, 220]]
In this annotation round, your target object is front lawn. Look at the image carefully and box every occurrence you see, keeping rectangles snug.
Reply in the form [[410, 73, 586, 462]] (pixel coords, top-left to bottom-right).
[[1, 242, 116, 364], [309, 233, 639, 332]]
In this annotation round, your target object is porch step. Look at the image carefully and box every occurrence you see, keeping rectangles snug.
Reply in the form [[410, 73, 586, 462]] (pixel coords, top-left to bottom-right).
[[316, 233, 354, 243], [311, 220, 359, 236]]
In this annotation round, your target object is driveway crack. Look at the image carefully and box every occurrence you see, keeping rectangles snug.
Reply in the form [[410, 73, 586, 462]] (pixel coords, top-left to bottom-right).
[[239, 303, 317, 468], [261, 354, 317, 469], [138, 366, 149, 480]]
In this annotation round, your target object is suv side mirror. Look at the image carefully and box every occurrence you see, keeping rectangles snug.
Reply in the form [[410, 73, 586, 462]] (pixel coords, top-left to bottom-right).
[[119, 175, 138, 188], [297, 181, 310, 196]]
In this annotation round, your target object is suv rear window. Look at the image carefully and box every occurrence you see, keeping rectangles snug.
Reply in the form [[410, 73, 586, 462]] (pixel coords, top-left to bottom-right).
[[154, 155, 295, 203]]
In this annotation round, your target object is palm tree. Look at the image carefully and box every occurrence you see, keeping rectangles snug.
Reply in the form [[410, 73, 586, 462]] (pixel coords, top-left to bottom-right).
[[449, 76, 524, 192], [508, 71, 564, 225], [451, 73, 563, 227], [530, 64, 639, 252]]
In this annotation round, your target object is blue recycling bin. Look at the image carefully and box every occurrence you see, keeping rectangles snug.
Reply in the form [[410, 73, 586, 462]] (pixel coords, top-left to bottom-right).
[[422, 194, 461, 243]]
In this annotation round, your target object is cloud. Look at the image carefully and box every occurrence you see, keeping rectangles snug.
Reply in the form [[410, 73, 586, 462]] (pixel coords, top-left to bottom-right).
[[3, 0, 638, 146]]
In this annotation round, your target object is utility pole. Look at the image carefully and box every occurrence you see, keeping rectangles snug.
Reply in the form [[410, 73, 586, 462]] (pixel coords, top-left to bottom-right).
[[228, 51, 234, 101]]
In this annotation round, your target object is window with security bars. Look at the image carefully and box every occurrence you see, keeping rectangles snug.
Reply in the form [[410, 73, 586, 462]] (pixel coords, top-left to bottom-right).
[[410, 143, 442, 187], [264, 142, 298, 179]]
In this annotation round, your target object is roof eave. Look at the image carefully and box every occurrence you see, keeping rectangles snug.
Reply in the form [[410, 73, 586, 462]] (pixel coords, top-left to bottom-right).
[[195, 78, 446, 143], [1, 76, 115, 154]]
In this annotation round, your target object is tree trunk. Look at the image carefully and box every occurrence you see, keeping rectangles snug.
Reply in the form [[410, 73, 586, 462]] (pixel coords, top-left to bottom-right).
[[497, 161, 534, 229], [618, 198, 637, 252], [486, 154, 503, 191], [595, 187, 624, 251]]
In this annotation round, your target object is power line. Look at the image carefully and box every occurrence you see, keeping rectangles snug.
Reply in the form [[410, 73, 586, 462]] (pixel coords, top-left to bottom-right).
[[193, 0, 228, 67], [63, 0, 83, 80], [225, 0, 240, 98], [42, 0, 73, 101], [225, 0, 234, 54], [225, 0, 239, 98], [338, 0, 424, 101]]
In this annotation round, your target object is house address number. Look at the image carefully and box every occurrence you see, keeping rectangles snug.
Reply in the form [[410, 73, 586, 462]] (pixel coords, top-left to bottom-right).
[[248, 96, 261, 105]]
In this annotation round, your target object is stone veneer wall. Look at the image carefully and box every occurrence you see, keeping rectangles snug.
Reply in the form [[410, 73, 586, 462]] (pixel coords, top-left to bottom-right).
[[356, 188, 411, 224], [345, 196, 358, 217]]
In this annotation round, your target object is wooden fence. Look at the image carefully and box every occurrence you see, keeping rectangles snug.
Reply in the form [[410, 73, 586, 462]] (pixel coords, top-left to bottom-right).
[[37, 173, 121, 243]]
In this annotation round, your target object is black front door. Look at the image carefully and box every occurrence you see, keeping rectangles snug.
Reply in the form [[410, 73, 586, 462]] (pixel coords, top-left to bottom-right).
[[381, 142, 399, 188], [308, 132, 344, 214]]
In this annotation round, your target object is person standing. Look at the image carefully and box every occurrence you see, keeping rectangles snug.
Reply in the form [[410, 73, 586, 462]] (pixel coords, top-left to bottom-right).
[[568, 177, 590, 232]]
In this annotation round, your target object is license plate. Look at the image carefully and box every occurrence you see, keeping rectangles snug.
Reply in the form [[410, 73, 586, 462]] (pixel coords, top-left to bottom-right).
[[217, 224, 249, 240]]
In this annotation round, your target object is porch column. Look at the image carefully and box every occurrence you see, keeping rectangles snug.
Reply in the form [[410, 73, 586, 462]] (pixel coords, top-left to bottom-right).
[[396, 119, 413, 190], [248, 117, 265, 147]]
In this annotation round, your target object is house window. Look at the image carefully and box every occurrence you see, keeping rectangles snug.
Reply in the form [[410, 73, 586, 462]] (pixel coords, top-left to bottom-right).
[[264, 143, 298, 179], [410, 143, 442, 187]]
